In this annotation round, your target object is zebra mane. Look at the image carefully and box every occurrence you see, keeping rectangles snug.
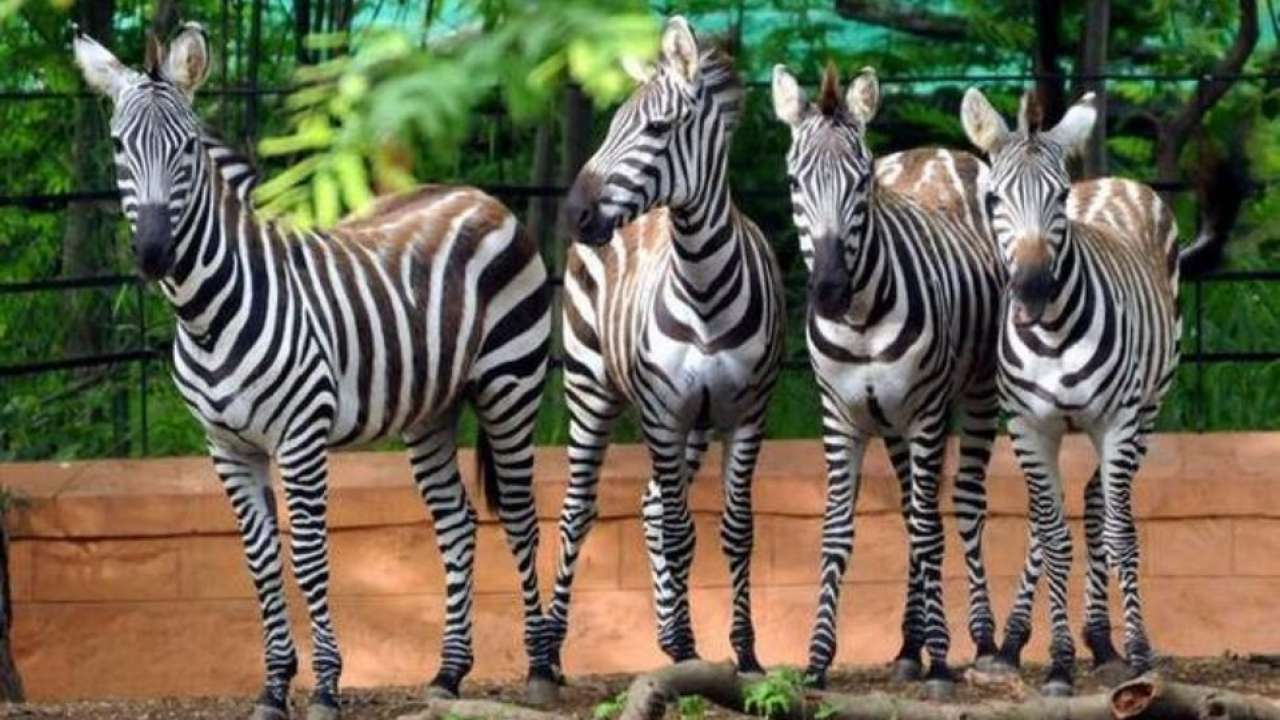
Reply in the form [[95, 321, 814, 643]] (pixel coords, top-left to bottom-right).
[[197, 126, 259, 206], [691, 41, 743, 133]]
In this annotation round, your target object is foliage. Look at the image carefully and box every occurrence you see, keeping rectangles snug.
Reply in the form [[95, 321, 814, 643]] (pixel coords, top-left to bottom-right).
[[255, 1, 658, 226], [742, 667, 806, 718], [593, 690, 627, 720], [2, 1, 1280, 460], [678, 694, 709, 720]]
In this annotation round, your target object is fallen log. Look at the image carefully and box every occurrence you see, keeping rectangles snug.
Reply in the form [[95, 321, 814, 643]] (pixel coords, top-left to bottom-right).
[[618, 660, 1280, 720], [395, 697, 567, 720]]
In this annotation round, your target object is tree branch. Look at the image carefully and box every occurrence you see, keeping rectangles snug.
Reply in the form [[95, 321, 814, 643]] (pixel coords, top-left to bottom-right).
[[1165, 0, 1260, 147], [833, 0, 970, 42]]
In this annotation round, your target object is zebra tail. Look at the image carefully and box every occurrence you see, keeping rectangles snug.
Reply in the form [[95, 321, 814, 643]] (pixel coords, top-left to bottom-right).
[[1179, 145, 1250, 278], [475, 427, 501, 514]]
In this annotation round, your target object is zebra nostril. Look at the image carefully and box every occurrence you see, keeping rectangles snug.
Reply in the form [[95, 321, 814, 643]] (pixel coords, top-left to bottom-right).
[[575, 207, 593, 230]]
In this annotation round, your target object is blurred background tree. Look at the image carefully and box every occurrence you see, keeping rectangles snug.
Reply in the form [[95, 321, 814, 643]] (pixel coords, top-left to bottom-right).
[[1, 0, 1277, 461]]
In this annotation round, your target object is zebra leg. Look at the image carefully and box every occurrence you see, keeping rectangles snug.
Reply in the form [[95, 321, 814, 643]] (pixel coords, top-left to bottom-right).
[[954, 393, 998, 664], [906, 419, 954, 699], [1081, 468, 1124, 678], [884, 435, 925, 682], [277, 433, 343, 720], [546, 379, 623, 677], [721, 422, 766, 675], [472, 373, 557, 703], [804, 401, 865, 689], [404, 420, 477, 699], [210, 449, 297, 720], [1008, 417, 1076, 696], [650, 429, 710, 663], [1098, 413, 1154, 675], [642, 426, 697, 663]]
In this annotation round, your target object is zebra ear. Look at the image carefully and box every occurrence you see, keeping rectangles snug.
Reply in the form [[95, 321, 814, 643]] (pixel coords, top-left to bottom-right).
[[771, 64, 808, 127], [1046, 92, 1098, 158], [164, 22, 210, 98], [961, 87, 1009, 154], [73, 29, 140, 103], [846, 66, 880, 126], [661, 16, 700, 84]]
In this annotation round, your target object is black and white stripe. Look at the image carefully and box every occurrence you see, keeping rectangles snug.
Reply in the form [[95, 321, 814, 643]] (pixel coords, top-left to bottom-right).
[[773, 65, 1002, 694], [75, 24, 555, 717], [547, 17, 784, 673]]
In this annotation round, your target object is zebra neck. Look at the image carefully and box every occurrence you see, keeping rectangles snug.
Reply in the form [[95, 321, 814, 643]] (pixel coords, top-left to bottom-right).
[[1031, 227, 1082, 334], [667, 157, 740, 296], [845, 212, 897, 327], [161, 155, 268, 343]]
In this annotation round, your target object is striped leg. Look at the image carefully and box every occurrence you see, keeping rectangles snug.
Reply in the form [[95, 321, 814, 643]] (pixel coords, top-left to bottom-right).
[[804, 395, 865, 688], [642, 424, 697, 662], [721, 421, 766, 674], [1098, 410, 1153, 674], [210, 449, 297, 720], [473, 371, 555, 697], [954, 393, 998, 662], [906, 416, 954, 695], [277, 431, 342, 717], [1081, 469, 1122, 671], [547, 376, 623, 673], [992, 524, 1042, 672], [640, 429, 711, 662], [1008, 416, 1075, 695], [404, 421, 476, 698], [885, 435, 926, 681]]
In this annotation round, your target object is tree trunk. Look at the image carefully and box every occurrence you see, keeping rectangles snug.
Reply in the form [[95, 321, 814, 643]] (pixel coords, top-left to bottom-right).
[[62, 0, 117, 360], [243, 0, 263, 147], [293, 0, 311, 64], [1080, 0, 1110, 177], [0, 514, 24, 702], [550, 84, 593, 349], [1033, 0, 1065, 124], [524, 120, 556, 257]]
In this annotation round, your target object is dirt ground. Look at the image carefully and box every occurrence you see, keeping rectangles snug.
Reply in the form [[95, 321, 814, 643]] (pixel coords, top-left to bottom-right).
[[3, 656, 1278, 719]]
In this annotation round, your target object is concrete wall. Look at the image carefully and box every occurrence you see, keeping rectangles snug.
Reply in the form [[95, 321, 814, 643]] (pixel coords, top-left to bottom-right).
[[3, 434, 1279, 700]]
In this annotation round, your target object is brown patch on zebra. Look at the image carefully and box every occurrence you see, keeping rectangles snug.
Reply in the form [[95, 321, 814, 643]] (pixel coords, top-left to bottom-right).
[[1070, 178, 1178, 288], [818, 61, 842, 116]]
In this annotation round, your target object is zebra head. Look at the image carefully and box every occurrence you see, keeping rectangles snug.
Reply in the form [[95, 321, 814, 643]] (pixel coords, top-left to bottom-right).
[[961, 88, 1096, 326], [772, 63, 879, 320], [564, 16, 742, 246], [73, 23, 211, 280]]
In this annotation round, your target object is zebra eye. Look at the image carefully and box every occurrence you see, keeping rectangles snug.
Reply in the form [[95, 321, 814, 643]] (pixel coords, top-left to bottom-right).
[[110, 137, 124, 154], [787, 175, 800, 192], [182, 136, 200, 154], [984, 193, 999, 218], [645, 119, 672, 135], [1056, 187, 1070, 204]]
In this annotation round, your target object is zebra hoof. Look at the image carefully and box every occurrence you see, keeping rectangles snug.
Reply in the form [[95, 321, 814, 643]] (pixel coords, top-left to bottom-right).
[[423, 684, 459, 701], [1091, 659, 1133, 687], [1040, 679, 1074, 697], [526, 675, 559, 707], [924, 678, 955, 701], [249, 703, 289, 720], [890, 657, 923, 682]]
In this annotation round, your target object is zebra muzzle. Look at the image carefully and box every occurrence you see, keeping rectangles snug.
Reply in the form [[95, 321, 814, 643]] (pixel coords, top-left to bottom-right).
[[134, 204, 175, 280]]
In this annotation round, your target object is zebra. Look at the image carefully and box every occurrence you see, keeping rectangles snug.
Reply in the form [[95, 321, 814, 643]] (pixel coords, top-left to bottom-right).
[[771, 63, 1003, 697], [959, 87, 1234, 694], [73, 23, 556, 719], [546, 17, 785, 675]]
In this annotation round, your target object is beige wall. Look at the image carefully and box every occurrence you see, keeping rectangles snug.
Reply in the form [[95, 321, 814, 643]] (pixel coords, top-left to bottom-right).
[[3, 434, 1279, 700]]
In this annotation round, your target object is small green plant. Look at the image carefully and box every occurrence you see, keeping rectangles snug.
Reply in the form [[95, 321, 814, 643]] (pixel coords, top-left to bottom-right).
[[677, 694, 709, 720], [742, 667, 805, 718], [593, 690, 627, 720]]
